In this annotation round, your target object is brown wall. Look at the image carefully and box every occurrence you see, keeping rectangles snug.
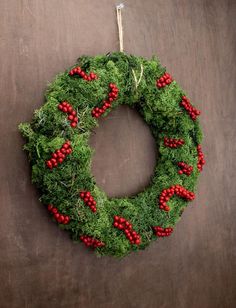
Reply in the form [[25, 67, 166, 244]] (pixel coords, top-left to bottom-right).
[[0, 1, 235, 307]]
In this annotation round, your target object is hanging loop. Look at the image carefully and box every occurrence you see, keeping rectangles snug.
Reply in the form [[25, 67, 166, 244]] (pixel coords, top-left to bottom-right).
[[116, 3, 124, 52]]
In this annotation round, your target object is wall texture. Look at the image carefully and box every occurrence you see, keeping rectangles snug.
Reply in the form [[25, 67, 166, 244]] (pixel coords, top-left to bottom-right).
[[0, 1, 235, 307]]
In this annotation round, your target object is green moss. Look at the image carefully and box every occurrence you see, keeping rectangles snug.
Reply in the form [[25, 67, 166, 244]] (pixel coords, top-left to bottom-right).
[[19, 52, 203, 257]]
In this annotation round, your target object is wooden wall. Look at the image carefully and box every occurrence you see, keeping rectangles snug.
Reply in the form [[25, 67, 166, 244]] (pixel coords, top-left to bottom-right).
[[0, 1, 235, 307]]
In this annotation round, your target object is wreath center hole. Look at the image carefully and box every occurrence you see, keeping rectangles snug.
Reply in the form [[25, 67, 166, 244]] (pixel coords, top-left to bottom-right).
[[89, 105, 157, 198]]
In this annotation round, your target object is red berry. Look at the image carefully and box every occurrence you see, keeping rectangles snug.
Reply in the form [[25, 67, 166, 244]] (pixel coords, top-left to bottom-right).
[[70, 122, 77, 128], [67, 106, 73, 113], [63, 144, 69, 149], [46, 161, 52, 168], [52, 153, 57, 159], [47, 204, 53, 211], [80, 192, 85, 198], [52, 208, 58, 214]]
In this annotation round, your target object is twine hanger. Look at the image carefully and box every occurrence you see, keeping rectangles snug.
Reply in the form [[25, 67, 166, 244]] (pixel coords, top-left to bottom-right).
[[116, 3, 143, 89], [116, 3, 124, 52]]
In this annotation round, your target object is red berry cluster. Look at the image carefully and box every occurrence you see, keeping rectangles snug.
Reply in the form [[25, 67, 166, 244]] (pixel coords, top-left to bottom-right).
[[197, 144, 205, 171], [80, 235, 105, 248], [164, 137, 185, 148], [47, 204, 70, 224], [180, 96, 201, 121], [79, 191, 97, 212], [156, 72, 173, 88], [69, 66, 97, 81], [177, 161, 193, 176], [46, 141, 72, 169], [113, 216, 141, 245], [91, 83, 119, 118], [153, 226, 173, 237], [159, 185, 195, 212], [58, 101, 78, 128]]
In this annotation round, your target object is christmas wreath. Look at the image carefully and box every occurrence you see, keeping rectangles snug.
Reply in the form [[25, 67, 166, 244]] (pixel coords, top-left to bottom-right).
[[19, 52, 205, 257]]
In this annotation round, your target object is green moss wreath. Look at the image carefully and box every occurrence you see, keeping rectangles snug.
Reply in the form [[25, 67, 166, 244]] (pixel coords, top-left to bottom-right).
[[19, 52, 205, 257]]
